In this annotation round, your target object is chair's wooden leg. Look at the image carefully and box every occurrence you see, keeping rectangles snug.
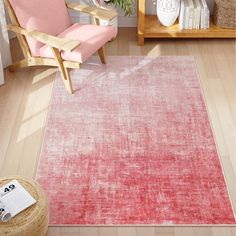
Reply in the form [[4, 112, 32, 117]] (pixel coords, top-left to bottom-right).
[[64, 67, 73, 94], [93, 17, 100, 26], [98, 47, 106, 64], [51, 47, 73, 94], [8, 59, 29, 72]]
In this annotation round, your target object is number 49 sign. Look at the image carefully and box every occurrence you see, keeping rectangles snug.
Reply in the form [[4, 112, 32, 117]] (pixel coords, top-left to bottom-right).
[[0, 184, 16, 197]]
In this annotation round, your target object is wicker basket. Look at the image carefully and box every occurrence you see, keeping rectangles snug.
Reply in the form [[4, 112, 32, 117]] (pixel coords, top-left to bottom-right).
[[0, 176, 49, 236], [214, 0, 236, 29]]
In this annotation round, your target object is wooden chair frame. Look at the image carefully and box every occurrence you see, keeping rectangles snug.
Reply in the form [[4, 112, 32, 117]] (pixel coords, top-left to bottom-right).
[[4, 0, 117, 94]]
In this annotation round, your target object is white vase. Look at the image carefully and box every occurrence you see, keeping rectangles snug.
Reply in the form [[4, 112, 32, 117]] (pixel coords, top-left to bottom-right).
[[156, 0, 180, 27]]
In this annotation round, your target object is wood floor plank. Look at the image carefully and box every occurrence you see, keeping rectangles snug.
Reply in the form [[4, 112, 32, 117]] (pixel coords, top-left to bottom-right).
[[155, 232, 175, 236], [60, 227, 80, 236], [155, 226, 175, 236], [0, 69, 33, 176], [175, 227, 193, 236], [136, 227, 155, 236], [0, 71, 27, 172], [192, 227, 213, 236], [199, 77, 230, 157], [97, 227, 117, 236], [212, 227, 234, 236], [47, 227, 60, 236], [17, 69, 54, 177], [155, 227, 175, 233], [231, 227, 236, 236], [79, 227, 98, 236], [208, 79, 236, 174], [117, 227, 136, 236]]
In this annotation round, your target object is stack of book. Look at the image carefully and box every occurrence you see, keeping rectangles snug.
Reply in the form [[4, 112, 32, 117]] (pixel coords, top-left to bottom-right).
[[179, 0, 210, 30]]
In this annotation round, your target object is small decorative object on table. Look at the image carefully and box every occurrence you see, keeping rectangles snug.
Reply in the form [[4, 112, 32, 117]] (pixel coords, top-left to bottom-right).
[[0, 177, 48, 236], [156, 0, 181, 26], [214, 0, 236, 29]]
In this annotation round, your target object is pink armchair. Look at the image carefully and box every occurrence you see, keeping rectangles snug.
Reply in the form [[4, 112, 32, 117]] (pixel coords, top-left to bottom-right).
[[4, 0, 117, 94]]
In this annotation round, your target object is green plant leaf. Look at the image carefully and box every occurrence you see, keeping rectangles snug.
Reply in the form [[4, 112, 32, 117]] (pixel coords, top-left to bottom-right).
[[105, 0, 135, 16]]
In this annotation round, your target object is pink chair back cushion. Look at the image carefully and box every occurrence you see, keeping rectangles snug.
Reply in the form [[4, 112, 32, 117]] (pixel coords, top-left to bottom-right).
[[9, 0, 72, 56]]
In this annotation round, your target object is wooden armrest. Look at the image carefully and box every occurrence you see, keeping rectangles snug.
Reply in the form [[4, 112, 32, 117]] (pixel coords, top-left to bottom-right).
[[7, 25, 80, 52], [66, 3, 117, 21]]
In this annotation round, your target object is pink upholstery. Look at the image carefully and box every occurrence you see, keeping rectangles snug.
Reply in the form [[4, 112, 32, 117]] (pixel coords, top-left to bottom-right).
[[9, 0, 72, 56], [39, 23, 116, 63]]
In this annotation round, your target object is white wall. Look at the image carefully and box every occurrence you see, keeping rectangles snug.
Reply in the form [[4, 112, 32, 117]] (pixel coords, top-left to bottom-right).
[[69, 0, 92, 23], [0, 53, 4, 86], [0, 0, 11, 73], [5, 10, 16, 40], [0, 0, 11, 85]]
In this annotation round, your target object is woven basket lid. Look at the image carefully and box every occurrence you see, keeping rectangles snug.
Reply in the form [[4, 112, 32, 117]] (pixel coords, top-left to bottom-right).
[[0, 176, 49, 236], [215, 0, 236, 7]]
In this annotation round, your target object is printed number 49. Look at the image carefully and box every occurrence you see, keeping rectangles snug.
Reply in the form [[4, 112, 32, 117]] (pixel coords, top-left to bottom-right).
[[4, 184, 15, 193]]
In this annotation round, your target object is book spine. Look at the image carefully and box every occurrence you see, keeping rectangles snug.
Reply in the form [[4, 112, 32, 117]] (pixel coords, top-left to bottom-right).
[[204, 9, 210, 29], [188, 3, 194, 29], [200, 7, 204, 29], [195, 0, 201, 29], [185, 1, 190, 29], [179, 0, 185, 30], [193, 4, 198, 29], [188, 7, 193, 29], [201, 0, 209, 29], [196, 6, 201, 29]]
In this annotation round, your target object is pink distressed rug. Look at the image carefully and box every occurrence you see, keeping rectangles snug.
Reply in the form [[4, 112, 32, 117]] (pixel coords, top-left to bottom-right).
[[36, 56, 236, 225]]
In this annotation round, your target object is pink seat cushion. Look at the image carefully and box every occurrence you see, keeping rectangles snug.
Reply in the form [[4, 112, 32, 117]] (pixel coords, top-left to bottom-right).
[[9, 0, 72, 56], [39, 23, 117, 63]]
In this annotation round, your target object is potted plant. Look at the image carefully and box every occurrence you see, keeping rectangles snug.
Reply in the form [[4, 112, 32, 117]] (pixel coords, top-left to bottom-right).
[[92, 0, 134, 16]]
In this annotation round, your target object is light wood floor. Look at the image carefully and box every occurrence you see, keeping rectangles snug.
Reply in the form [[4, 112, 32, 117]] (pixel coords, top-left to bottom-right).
[[0, 28, 235, 236]]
